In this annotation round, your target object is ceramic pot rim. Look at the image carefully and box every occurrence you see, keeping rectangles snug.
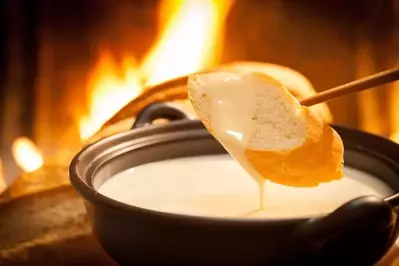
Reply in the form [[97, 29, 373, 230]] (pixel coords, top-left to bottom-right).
[[69, 119, 399, 226]]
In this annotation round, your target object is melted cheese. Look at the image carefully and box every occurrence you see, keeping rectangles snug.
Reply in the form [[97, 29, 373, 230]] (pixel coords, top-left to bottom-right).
[[98, 155, 391, 219], [187, 72, 344, 188]]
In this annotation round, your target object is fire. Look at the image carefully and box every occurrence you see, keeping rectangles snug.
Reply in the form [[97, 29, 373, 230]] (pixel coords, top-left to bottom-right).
[[389, 63, 399, 143], [0, 158, 5, 191], [79, 51, 143, 140], [391, 132, 399, 143], [12, 137, 44, 173], [141, 0, 233, 86], [78, 0, 234, 140]]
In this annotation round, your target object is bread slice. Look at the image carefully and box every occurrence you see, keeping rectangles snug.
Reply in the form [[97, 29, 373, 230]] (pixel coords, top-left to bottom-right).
[[187, 71, 344, 187], [219, 61, 332, 123]]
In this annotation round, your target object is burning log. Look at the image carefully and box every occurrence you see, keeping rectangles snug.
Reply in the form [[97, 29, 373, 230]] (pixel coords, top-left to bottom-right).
[[0, 166, 115, 266], [100, 76, 188, 129], [0, 138, 113, 265], [90, 61, 333, 143]]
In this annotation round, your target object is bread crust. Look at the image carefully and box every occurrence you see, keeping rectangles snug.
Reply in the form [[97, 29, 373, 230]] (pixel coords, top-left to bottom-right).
[[188, 71, 344, 188], [245, 107, 344, 187]]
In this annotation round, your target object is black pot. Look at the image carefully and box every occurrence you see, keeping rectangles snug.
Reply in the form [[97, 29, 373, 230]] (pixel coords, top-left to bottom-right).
[[70, 102, 399, 266]]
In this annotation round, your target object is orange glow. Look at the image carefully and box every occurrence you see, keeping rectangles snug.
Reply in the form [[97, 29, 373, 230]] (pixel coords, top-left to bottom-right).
[[79, 51, 143, 140], [391, 132, 399, 143], [78, 0, 233, 140], [389, 63, 399, 143], [141, 0, 233, 86], [12, 137, 44, 172], [0, 158, 5, 191]]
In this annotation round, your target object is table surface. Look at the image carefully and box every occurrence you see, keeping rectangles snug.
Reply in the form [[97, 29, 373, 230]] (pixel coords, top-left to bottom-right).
[[0, 167, 398, 266]]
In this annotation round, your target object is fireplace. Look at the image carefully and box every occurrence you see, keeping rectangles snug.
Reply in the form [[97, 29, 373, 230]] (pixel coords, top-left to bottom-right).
[[1, 0, 398, 184], [0, 1, 399, 264]]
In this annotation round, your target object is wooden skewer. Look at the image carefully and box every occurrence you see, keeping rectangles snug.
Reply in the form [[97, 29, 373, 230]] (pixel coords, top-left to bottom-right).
[[300, 68, 399, 107], [98, 67, 399, 134]]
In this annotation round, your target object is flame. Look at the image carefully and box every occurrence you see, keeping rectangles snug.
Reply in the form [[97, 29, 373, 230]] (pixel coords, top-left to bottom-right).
[[79, 51, 143, 140], [78, 0, 233, 140], [391, 132, 399, 143], [141, 0, 233, 86], [0, 158, 5, 191], [389, 62, 399, 143], [12, 137, 44, 173]]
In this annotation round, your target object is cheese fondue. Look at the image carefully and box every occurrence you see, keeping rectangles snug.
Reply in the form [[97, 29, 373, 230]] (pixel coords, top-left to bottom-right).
[[187, 72, 344, 188], [98, 154, 392, 219]]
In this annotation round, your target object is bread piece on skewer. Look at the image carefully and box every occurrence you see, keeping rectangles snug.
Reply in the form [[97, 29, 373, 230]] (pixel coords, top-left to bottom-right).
[[188, 71, 344, 187]]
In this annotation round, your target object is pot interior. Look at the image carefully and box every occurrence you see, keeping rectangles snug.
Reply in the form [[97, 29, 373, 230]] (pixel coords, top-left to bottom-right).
[[72, 120, 399, 214]]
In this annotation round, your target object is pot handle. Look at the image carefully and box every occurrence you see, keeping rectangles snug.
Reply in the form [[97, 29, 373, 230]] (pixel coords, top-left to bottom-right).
[[294, 196, 397, 264], [131, 102, 190, 129]]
